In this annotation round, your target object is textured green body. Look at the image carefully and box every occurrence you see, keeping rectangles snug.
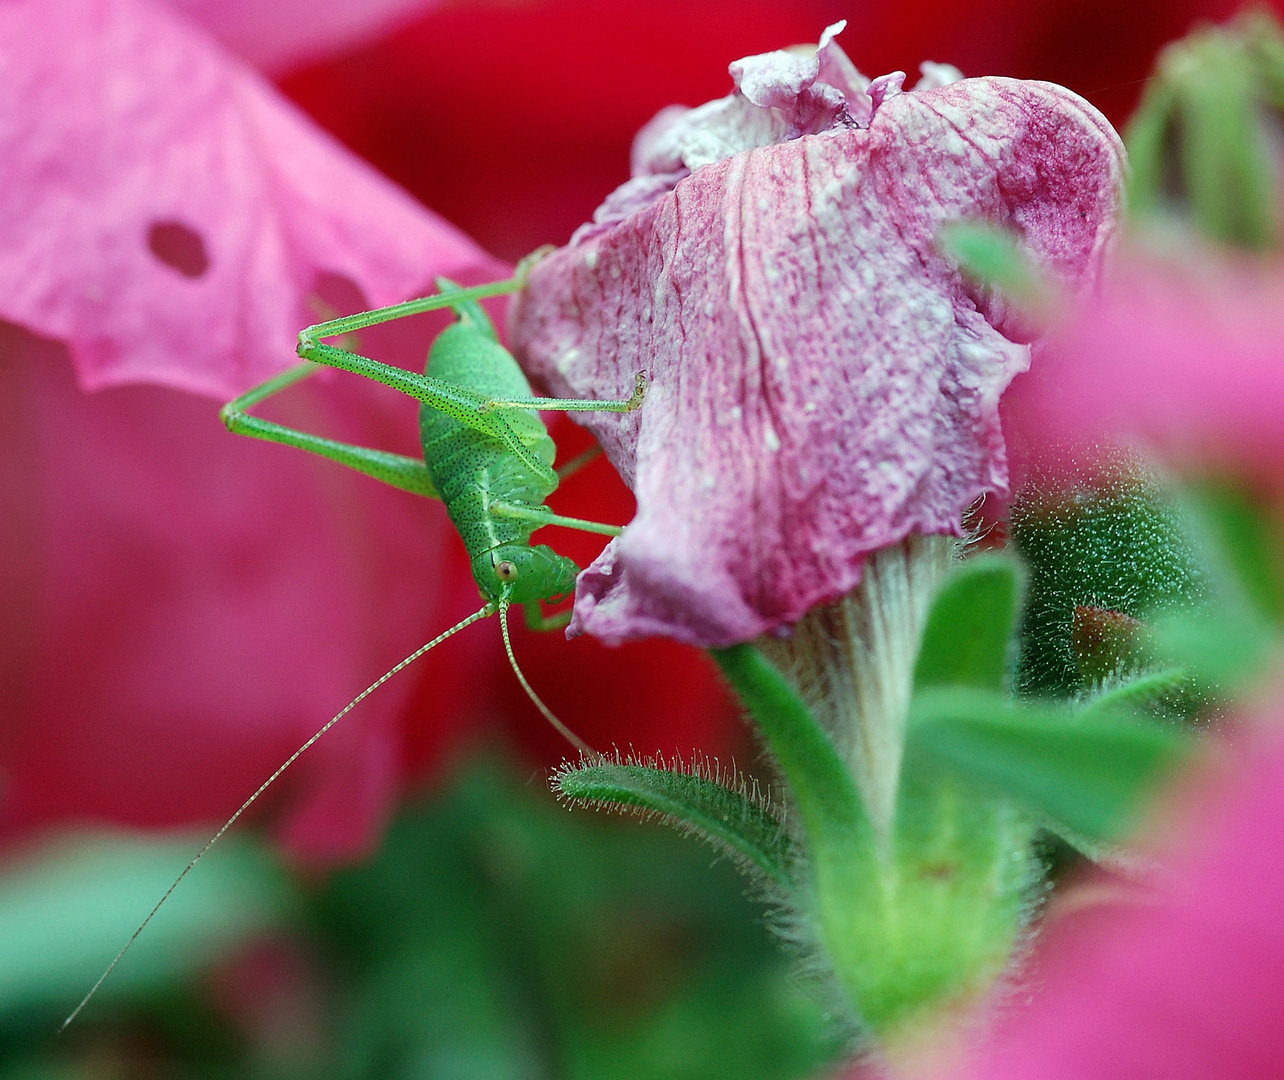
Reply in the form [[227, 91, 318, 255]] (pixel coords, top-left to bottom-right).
[[223, 272, 641, 611], [419, 320, 577, 605], [420, 322, 555, 547]]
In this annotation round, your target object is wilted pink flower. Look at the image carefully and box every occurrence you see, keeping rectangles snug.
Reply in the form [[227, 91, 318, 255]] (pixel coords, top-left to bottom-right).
[[1005, 245, 1284, 487], [511, 24, 1124, 647], [0, 0, 508, 859]]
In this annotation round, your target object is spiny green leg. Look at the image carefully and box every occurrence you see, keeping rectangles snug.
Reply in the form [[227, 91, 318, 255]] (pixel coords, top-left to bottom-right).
[[290, 260, 646, 491], [490, 500, 624, 538], [296, 273, 530, 346], [295, 338, 560, 485], [524, 602, 573, 633], [482, 370, 648, 416], [220, 361, 438, 498], [295, 347, 645, 492]]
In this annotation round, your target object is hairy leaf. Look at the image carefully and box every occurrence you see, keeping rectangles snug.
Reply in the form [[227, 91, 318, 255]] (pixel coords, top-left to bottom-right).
[[915, 555, 1021, 691], [554, 759, 794, 889]]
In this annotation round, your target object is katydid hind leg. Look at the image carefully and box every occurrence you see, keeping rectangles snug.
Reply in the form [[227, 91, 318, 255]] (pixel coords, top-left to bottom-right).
[[482, 369, 649, 417], [295, 339, 559, 487], [297, 274, 527, 354], [221, 365, 438, 498], [295, 245, 553, 348], [524, 601, 574, 633]]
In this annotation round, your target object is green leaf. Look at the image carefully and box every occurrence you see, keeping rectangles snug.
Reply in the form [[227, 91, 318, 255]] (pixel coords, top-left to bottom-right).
[[1124, 76, 1178, 222], [1075, 667, 1191, 720], [1185, 480, 1284, 622], [908, 688, 1190, 840], [1246, 9, 1284, 110], [1151, 606, 1276, 689], [1118, 485, 1283, 694], [1175, 31, 1278, 250], [1126, 18, 1280, 248], [914, 556, 1021, 691], [0, 833, 289, 1017], [710, 645, 871, 865], [711, 645, 880, 1024], [553, 760, 795, 889], [936, 221, 1053, 312]]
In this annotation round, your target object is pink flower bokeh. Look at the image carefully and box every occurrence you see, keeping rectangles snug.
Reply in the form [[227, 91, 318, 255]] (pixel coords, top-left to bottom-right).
[[1006, 246, 1284, 489], [946, 723, 1284, 1080], [160, 0, 440, 74], [0, 0, 509, 860]]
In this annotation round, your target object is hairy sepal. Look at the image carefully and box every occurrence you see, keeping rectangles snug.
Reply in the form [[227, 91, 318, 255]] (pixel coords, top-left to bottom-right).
[[552, 755, 795, 891]]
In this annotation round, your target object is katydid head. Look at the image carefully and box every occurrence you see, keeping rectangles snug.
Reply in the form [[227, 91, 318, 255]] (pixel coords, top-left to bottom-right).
[[473, 544, 579, 605]]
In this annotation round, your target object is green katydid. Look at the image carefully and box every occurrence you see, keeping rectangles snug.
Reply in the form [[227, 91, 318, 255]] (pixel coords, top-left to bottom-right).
[[220, 252, 645, 749], [62, 253, 645, 1029]]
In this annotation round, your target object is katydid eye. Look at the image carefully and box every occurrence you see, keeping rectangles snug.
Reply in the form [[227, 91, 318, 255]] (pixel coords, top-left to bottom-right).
[[496, 560, 518, 581]]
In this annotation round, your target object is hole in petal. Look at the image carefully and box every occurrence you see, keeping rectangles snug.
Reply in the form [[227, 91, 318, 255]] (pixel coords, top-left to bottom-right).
[[147, 220, 210, 279], [309, 271, 368, 322]]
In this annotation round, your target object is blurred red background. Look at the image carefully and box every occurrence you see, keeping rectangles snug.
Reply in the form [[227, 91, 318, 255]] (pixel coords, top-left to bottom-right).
[[7, 0, 1275, 860]]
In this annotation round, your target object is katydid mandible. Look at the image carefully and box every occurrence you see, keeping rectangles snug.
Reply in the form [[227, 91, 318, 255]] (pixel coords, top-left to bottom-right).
[[62, 256, 645, 1031]]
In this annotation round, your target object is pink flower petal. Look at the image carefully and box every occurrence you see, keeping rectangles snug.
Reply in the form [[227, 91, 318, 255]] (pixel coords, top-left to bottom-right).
[[945, 724, 1284, 1080], [0, 0, 504, 402], [159, 0, 441, 74], [620, 24, 867, 213], [729, 20, 861, 134], [512, 66, 1123, 646], [1006, 247, 1284, 484]]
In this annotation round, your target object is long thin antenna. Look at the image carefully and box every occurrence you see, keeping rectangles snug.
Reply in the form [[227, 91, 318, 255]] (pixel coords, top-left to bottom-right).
[[498, 600, 595, 756], [61, 601, 496, 1032]]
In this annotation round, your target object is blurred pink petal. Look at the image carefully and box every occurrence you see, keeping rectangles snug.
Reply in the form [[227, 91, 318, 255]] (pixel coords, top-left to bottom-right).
[[940, 724, 1284, 1080], [0, 0, 511, 860], [0, 0, 502, 401], [0, 320, 499, 862], [512, 33, 1123, 647], [1007, 248, 1284, 483], [159, 0, 441, 74]]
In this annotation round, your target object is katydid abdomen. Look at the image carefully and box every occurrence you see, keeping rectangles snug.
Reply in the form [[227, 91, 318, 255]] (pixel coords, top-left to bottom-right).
[[419, 313, 580, 606]]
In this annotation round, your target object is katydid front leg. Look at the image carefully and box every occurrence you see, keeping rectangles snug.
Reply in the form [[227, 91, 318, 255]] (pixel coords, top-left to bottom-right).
[[293, 337, 643, 489]]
